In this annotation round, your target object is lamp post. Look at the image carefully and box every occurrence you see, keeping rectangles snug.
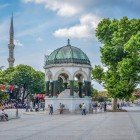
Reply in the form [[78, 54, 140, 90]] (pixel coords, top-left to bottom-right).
[[15, 85, 19, 117], [16, 101, 19, 117]]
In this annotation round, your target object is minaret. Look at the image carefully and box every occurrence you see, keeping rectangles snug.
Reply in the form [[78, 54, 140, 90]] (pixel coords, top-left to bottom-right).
[[8, 14, 15, 67]]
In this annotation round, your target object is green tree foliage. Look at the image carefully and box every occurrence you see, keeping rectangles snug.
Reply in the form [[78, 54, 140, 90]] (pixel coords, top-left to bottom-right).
[[118, 32, 140, 84], [0, 91, 9, 104], [92, 66, 104, 84], [0, 65, 45, 100], [92, 17, 140, 110]]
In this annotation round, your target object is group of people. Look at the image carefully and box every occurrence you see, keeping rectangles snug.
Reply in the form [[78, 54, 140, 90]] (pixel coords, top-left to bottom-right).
[[0, 101, 107, 121], [48, 103, 65, 115], [79, 102, 107, 115], [25, 100, 45, 112], [3, 100, 26, 109], [48, 102, 107, 115], [91, 102, 107, 113]]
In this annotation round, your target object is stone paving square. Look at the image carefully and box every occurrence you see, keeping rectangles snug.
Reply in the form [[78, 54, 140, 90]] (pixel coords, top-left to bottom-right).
[[1, 108, 140, 140]]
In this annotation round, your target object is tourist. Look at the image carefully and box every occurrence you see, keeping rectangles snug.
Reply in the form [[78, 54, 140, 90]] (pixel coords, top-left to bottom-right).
[[49, 104, 53, 115], [117, 103, 120, 109], [0, 109, 5, 120], [42, 103, 45, 111], [0, 108, 8, 121], [103, 102, 107, 112], [59, 103, 64, 114], [92, 102, 98, 113], [35, 104, 39, 112], [95, 102, 98, 113], [25, 100, 30, 112], [99, 103, 103, 112], [82, 103, 86, 115], [30, 101, 33, 112]]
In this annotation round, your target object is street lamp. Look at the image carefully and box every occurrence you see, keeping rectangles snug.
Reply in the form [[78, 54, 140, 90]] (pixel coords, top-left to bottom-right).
[[15, 85, 19, 118]]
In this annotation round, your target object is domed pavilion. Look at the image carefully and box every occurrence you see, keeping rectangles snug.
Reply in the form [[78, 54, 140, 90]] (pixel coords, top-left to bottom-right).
[[44, 39, 92, 113]]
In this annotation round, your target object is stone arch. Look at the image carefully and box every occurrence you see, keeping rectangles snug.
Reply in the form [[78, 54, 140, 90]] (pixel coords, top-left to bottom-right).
[[54, 69, 72, 80], [73, 70, 88, 81], [58, 75, 65, 82]]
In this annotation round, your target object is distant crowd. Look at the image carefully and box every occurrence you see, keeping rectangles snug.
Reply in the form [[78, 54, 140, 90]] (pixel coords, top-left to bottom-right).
[[0, 99, 133, 121], [3, 100, 26, 109]]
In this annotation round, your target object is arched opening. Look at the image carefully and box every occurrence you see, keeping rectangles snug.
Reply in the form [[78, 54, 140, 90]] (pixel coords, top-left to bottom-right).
[[45, 71, 53, 97], [74, 73, 84, 98], [57, 73, 69, 94], [48, 70, 74, 97], [73, 71, 91, 98], [46, 69, 91, 98]]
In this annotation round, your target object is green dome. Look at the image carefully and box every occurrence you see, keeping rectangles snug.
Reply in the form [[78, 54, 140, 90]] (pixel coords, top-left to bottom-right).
[[45, 41, 91, 66]]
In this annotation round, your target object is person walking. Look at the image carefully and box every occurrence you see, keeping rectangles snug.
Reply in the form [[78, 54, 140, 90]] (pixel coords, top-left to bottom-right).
[[59, 103, 64, 114], [117, 103, 120, 109], [99, 103, 103, 112], [82, 103, 86, 115], [95, 102, 98, 113], [49, 104, 53, 115], [35, 104, 39, 112], [25, 100, 30, 112], [0, 108, 8, 121], [103, 102, 107, 112]]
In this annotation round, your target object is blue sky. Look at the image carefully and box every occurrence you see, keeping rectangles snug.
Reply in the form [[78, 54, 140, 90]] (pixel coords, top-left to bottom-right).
[[0, 0, 140, 90]]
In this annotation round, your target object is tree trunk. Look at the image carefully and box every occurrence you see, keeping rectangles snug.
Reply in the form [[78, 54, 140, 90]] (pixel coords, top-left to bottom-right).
[[24, 92, 30, 100], [22, 88, 26, 103], [112, 98, 117, 111]]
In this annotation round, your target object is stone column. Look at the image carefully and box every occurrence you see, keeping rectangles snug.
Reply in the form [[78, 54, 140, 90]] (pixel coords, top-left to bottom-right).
[[78, 82, 83, 98], [87, 81, 91, 97], [46, 81, 50, 96], [50, 82, 54, 97], [70, 80, 74, 96], [84, 81, 91, 97], [84, 81, 88, 96], [53, 81, 58, 97]]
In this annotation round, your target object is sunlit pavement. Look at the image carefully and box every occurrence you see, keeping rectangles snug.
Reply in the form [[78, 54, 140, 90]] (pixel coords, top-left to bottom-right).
[[1, 107, 140, 140]]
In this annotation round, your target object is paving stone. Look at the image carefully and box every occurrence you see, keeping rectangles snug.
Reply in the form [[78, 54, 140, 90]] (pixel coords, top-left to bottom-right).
[[1, 108, 140, 140]]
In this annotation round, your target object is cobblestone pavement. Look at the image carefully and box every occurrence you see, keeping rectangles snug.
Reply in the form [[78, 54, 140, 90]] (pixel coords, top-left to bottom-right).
[[1, 108, 140, 140]]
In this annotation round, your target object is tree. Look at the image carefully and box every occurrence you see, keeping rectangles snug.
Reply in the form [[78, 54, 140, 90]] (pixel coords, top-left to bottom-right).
[[118, 32, 140, 85], [1, 65, 45, 101], [92, 17, 140, 110]]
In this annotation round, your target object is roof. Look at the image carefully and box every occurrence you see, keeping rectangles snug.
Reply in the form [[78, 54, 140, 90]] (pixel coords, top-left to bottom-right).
[[45, 40, 91, 66]]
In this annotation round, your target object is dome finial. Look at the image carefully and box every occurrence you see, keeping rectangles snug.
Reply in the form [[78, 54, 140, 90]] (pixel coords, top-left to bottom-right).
[[67, 39, 70, 45]]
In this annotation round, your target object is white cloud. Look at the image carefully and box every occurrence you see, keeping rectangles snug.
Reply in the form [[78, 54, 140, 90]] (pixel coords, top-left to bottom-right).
[[37, 37, 43, 42], [54, 14, 101, 39], [14, 40, 23, 47], [23, 0, 83, 17]]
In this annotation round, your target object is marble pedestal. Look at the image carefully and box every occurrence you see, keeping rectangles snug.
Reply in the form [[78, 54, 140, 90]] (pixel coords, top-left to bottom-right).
[[45, 97, 92, 113]]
